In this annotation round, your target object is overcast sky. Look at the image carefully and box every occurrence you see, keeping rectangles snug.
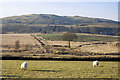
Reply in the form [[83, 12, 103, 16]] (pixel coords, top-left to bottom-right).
[[0, 0, 119, 21]]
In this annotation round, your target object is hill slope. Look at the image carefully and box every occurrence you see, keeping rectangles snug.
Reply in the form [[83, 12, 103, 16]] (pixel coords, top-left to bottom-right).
[[2, 14, 118, 25], [1, 14, 119, 35]]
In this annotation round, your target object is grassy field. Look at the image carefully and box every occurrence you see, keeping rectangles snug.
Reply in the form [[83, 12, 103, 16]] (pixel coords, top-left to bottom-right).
[[35, 33, 119, 54], [38, 33, 118, 42], [1, 34, 45, 53], [1, 34, 39, 45], [2, 60, 119, 78], [1, 33, 119, 55]]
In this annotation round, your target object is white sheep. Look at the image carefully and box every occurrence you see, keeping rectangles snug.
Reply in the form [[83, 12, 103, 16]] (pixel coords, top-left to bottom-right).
[[93, 61, 99, 67], [21, 62, 28, 70]]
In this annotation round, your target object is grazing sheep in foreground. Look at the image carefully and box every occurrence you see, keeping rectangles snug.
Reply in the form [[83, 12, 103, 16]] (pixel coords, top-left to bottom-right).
[[21, 62, 28, 70], [93, 61, 99, 67]]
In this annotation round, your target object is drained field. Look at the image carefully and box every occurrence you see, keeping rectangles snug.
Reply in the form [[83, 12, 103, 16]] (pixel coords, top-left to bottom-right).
[[1, 34, 46, 53], [2, 60, 119, 78], [34, 33, 119, 54], [1, 33, 119, 55], [2, 34, 39, 45]]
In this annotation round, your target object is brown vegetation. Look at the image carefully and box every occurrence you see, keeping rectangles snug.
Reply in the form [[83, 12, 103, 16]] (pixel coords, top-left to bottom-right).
[[14, 40, 20, 51], [1, 34, 44, 53], [1, 33, 119, 60], [2, 52, 119, 61]]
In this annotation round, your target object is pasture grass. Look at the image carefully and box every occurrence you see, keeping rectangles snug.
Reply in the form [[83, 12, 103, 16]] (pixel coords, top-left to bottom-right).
[[38, 33, 118, 42], [2, 60, 119, 78]]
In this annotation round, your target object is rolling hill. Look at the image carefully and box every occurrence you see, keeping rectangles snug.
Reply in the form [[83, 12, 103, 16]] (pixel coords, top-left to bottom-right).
[[1, 14, 118, 25], [1, 14, 119, 35]]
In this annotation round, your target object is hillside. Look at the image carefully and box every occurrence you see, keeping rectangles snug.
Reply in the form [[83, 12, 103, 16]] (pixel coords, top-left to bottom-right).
[[2, 14, 118, 25], [1, 14, 119, 35]]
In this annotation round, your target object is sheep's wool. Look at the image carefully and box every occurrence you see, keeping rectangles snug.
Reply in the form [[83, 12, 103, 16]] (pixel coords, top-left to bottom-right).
[[93, 61, 99, 67], [21, 62, 27, 69]]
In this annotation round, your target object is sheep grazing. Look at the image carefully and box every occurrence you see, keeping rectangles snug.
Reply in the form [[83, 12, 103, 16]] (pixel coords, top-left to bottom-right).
[[93, 61, 99, 67], [21, 62, 28, 70]]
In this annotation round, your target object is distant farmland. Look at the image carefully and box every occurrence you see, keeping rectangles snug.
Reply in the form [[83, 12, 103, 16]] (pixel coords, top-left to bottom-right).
[[34, 33, 119, 54], [1, 34, 46, 53], [1, 33, 119, 59], [38, 33, 118, 42], [2, 34, 39, 45]]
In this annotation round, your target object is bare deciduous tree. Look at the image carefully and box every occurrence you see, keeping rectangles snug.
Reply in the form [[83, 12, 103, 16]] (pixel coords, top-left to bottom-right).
[[62, 32, 77, 48], [15, 40, 20, 51]]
